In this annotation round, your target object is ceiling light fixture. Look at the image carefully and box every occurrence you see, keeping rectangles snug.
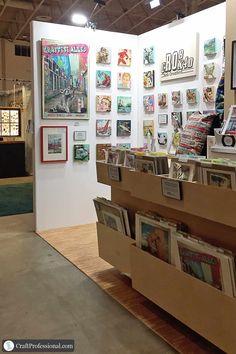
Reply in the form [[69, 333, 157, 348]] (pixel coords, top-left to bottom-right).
[[150, 0, 160, 9], [71, 13, 88, 26]]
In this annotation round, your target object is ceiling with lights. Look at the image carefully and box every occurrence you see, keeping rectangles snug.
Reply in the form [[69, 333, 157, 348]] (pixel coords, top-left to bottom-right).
[[0, 0, 225, 42]]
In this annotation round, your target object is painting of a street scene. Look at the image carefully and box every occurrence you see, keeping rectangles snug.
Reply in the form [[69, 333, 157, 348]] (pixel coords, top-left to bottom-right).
[[48, 134, 62, 154], [42, 39, 89, 119]]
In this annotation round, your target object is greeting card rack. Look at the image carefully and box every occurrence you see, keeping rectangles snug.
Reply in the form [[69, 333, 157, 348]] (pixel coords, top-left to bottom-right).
[[96, 161, 236, 353]]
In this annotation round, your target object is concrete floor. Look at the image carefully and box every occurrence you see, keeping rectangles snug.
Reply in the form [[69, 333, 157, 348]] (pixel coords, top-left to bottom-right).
[[0, 213, 178, 354]]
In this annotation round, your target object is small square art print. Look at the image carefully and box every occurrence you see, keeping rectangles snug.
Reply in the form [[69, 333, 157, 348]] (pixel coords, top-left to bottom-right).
[[96, 70, 111, 88], [203, 87, 215, 103], [204, 38, 217, 56], [158, 93, 168, 108], [186, 89, 198, 104], [73, 144, 90, 162], [96, 119, 111, 137], [96, 47, 111, 64], [143, 70, 155, 88], [96, 95, 111, 112], [171, 112, 183, 129], [158, 132, 168, 146], [143, 95, 154, 113], [204, 63, 216, 81], [117, 120, 131, 137], [143, 46, 155, 65], [118, 49, 132, 66], [117, 96, 132, 113], [172, 91, 182, 106], [158, 114, 168, 125], [117, 72, 131, 89], [143, 120, 154, 137]]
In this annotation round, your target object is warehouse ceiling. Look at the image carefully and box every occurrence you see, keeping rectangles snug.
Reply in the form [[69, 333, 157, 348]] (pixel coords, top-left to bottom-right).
[[0, 0, 225, 42]]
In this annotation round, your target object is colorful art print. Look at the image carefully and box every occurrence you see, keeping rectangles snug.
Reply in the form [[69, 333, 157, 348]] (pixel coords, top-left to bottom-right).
[[96, 95, 111, 112], [204, 38, 217, 56], [143, 70, 155, 88], [204, 62, 216, 80], [143, 46, 155, 65], [117, 120, 131, 137], [135, 158, 156, 175], [116, 143, 131, 149], [186, 89, 198, 104], [169, 161, 195, 181], [40, 126, 68, 163], [73, 144, 90, 162], [203, 87, 215, 103], [202, 168, 236, 190], [221, 105, 236, 135], [172, 91, 182, 106], [158, 93, 168, 108], [42, 39, 89, 119], [96, 119, 111, 137], [143, 120, 154, 137], [171, 112, 183, 130], [124, 151, 135, 168], [96, 47, 111, 64], [96, 143, 112, 161], [117, 49, 132, 66], [158, 114, 168, 125], [158, 132, 168, 146], [73, 130, 86, 141], [143, 95, 154, 113], [117, 96, 132, 113], [96, 70, 111, 88], [168, 131, 181, 155], [136, 214, 174, 263], [117, 72, 131, 89]]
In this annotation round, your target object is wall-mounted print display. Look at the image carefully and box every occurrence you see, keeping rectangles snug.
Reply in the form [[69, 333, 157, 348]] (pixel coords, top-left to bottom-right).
[[158, 132, 168, 146], [143, 46, 155, 65], [186, 89, 198, 104], [143, 70, 155, 88], [204, 63, 216, 81], [143, 95, 154, 113], [96, 70, 111, 88], [116, 143, 131, 149], [204, 38, 217, 56], [143, 120, 154, 137], [0, 108, 21, 137], [73, 144, 90, 162], [172, 91, 182, 106], [118, 49, 132, 66], [96, 47, 111, 64], [117, 96, 132, 113], [73, 130, 86, 141], [203, 86, 215, 103], [158, 93, 168, 108], [40, 126, 68, 163], [117, 72, 131, 89], [160, 33, 197, 82], [117, 120, 131, 137], [96, 95, 112, 112], [96, 143, 112, 161], [42, 39, 89, 119], [171, 112, 183, 129], [158, 114, 168, 125], [96, 119, 111, 137]]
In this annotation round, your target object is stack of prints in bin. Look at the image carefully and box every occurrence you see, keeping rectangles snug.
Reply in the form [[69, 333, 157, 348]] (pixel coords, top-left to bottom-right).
[[168, 156, 202, 182], [199, 158, 236, 189], [175, 232, 236, 297], [96, 143, 112, 161], [135, 211, 187, 266], [134, 152, 169, 175], [93, 197, 131, 237], [106, 147, 126, 165]]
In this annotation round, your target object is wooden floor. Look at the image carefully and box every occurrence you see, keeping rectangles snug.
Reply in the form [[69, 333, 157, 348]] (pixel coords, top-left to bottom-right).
[[0, 176, 33, 185], [38, 224, 224, 354]]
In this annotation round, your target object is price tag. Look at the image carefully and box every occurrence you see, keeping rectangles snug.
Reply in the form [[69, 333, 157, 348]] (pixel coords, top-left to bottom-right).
[[108, 165, 121, 181], [161, 178, 182, 200]]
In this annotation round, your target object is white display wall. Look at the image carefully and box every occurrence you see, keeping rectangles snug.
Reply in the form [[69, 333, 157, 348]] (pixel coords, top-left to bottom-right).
[[138, 3, 226, 152], [32, 22, 138, 231]]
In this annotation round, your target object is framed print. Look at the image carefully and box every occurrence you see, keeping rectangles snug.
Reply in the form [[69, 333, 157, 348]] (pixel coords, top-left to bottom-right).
[[221, 105, 236, 134], [158, 114, 168, 125], [41, 39, 89, 119], [158, 132, 168, 146], [117, 120, 131, 137], [96, 95, 111, 112], [232, 41, 236, 89], [172, 91, 182, 105], [143, 70, 155, 88], [158, 93, 168, 108], [117, 72, 131, 89], [73, 144, 90, 162], [96, 47, 111, 64], [204, 63, 216, 81], [202, 167, 236, 190], [186, 89, 198, 104], [40, 126, 68, 163], [73, 130, 86, 141], [96, 119, 111, 137], [169, 160, 195, 181], [143, 95, 154, 113], [143, 120, 154, 137], [204, 37, 217, 56], [143, 46, 155, 65], [117, 96, 132, 113], [203, 86, 215, 103], [117, 49, 132, 66], [96, 70, 111, 88]]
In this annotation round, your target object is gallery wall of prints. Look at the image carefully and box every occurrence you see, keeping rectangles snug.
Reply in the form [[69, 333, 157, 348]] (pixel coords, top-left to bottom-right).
[[137, 2, 226, 152], [32, 21, 139, 231]]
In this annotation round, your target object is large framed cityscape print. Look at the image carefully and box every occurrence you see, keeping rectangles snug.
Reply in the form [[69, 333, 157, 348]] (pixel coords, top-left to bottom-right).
[[41, 39, 89, 119]]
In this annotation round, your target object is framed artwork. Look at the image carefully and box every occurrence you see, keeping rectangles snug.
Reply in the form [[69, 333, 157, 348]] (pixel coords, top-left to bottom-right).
[[135, 157, 156, 175], [171, 112, 183, 129], [96, 119, 111, 137], [143, 95, 154, 113], [143, 70, 155, 88], [221, 105, 236, 134], [96, 95, 111, 112], [41, 39, 89, 119], [204, 63, 216, 81], [96, 143, 111, 161], [203, 87, 215, 103], [158, 114, 168, 125], [117, 96, 132, 113], [158, 93, 168, 108], [186, 89, 198, 104], [231, 41, 236, 89], [96, 70, 111, 88], [204, 38, 217, 56], [172, 91, 182, 105], [169, 160, 195, 181], [96, 47, 111, 64], [143, 120, 154, 137], [40, 126, 68, 163], [202, 167, 236, 190], [73, 130, 86, 141], [117, 120, 131, 137], [158, 132, 168, 146], [0, 108, 21, 137], [117, 72, 131, 89], [143, 46, 155, 65], [73, 144, 90, 162], [118, 49, 132, 66]]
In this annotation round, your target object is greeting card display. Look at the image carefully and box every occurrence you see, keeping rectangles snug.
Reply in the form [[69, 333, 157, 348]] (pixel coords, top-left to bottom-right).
[[143, 70, 155, 88], [96, 47, 111, 64], [118, 49, 132, 66], [96, 119, 111, 137], [117, 72, 131, 89], [96, 70, 111, 88], [186, 89, 198, 104], [117, 120, 131, 137], [96, 95, 111, 112], [143, 95, 154, 113], [143, 46, 155, 65], [117, 96, 132, 113], [158, 93, 168, 108]]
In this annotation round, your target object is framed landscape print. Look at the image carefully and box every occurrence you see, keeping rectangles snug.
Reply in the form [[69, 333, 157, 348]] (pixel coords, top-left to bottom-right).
[[40, 126, 68, 163], [117, 96, 132, 113], [41, 39, 89, 119], [73, 144, 90, 162]]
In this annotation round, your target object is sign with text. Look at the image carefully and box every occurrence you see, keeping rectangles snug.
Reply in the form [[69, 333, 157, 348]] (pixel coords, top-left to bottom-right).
[[108, 165, 121, 181], [161, 178, 182, 200]]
